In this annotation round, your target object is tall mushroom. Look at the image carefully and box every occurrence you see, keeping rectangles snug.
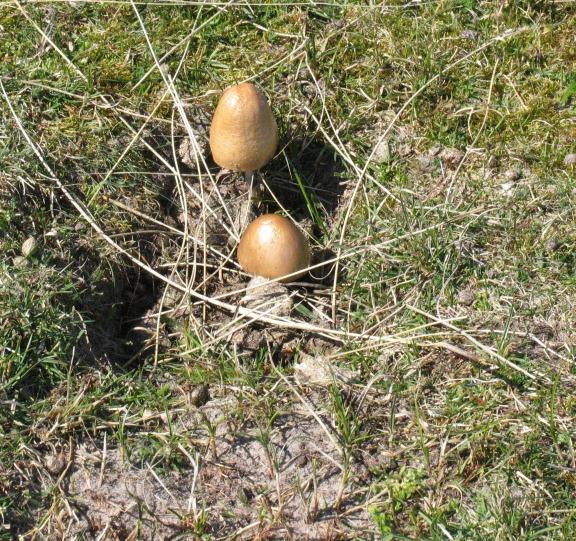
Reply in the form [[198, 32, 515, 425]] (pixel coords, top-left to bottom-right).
[[209, 82, 278, 209]]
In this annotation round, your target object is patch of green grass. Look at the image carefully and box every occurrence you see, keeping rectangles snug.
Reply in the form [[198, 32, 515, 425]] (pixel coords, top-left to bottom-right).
[[0, 262, 84, 396]]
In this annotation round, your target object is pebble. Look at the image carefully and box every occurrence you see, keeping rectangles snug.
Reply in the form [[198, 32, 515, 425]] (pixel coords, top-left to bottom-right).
[[440, 147, 464, 168], [563, 153, 576, 166], [371, 137, 390, 163], [12, 256, 28, 268], [461, 29, 479, 40], [500, 181, 514, 197], [21, 236, 37, 257], [504, 169, 522, 182], [544, 237, 560, 253], [294, 352, 358, 386], [190, 384, 210, 407], [457, 289, 475, 306]]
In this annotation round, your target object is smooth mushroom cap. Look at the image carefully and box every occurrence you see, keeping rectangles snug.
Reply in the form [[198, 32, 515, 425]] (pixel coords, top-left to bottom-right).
[[209, 82, 278, 172], [237, 214, 310, 282]]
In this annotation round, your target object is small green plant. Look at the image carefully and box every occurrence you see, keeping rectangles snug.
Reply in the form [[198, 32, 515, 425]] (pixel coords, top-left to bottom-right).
[[369, 467, 426, 536]]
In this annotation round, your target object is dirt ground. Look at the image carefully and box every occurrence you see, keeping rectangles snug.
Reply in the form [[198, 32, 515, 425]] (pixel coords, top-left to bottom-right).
[[61, 390, 372, 540]]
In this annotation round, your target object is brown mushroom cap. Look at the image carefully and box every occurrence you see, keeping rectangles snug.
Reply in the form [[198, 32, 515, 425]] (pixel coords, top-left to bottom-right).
[[209, 82, 278, 172], [237, 214, 310, 282]]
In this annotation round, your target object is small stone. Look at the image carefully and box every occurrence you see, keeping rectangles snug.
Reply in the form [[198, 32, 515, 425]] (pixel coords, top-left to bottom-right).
[[544, 237, 560, 253], [563, 153, 576, 166], [294, 353, 358, 386], [294, 454, 308, 467], [461, 29, 479, 40], [504, 169, 522, 182], [21, 236, 37, 257], [500, 181, 514, 197], [457, 289, 475, 306], [45, 452, 67, 475], [398, 142, 413, 158], [440, 147, 464, 168], [371, 137, 390, 163], [12, 256, 28, 268], [190, 384, 210, 407]]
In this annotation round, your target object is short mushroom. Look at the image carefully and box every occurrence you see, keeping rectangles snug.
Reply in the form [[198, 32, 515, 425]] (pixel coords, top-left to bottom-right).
[[209, 82, 278, 210], [237, 214, 310, 283]]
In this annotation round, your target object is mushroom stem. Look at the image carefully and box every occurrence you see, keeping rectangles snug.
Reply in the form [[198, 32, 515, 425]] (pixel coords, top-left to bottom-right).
[[245, 170, 255, 211]]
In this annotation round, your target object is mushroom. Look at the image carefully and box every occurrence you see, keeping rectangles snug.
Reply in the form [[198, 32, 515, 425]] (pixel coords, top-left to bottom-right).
[[237, 214, 310, 283], [209, 82, 278, 213], [210, 82, 278, 173]]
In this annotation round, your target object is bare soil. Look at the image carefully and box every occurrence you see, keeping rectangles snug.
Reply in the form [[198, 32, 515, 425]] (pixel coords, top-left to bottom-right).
[[64, 391, 371, 540]]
